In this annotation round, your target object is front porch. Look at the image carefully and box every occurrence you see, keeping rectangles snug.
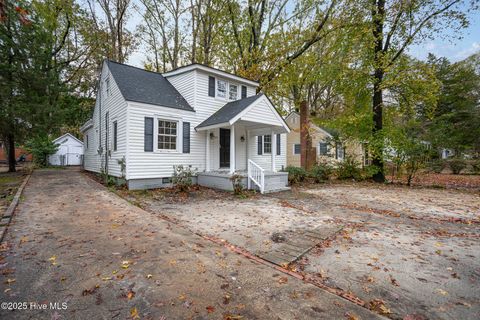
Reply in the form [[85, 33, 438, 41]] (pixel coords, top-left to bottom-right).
[[197, 170, 289, 193], [195, 94, 291, 193]]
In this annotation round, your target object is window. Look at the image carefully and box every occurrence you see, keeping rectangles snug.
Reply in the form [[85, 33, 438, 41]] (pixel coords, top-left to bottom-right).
[[158, 120, 177, 150], [241, 85, 247, 99], [229, 84, 238, 100], [216, 79, 227, 98], [162, 177, 172, 184], [336, 143, 344, 160], [113, 121, 118, 151], [263, 135, 272, 154], [319, 142, 329, 156], [105, 77, 110, 96], [294, 144, 301, 155]]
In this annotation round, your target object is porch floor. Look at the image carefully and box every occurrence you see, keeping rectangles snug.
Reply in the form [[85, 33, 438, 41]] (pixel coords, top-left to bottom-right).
[[197, 170, 289, 193]]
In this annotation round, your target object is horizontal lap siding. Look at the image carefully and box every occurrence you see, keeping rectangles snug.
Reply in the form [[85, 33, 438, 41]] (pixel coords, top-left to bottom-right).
[[248, 134, 286, 171], [241, 98, 281, 125], [106, 67, 128, 178], [82, 63, 127, 177], [127, 103, 204, 179], [83, 127, 99, 172]]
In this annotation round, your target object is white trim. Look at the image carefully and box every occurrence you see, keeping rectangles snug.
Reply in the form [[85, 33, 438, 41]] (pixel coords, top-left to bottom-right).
[[154, 117, 182, 153], [284, 111, 331, 137], [195, 122, 230, 132], [163, 64, 259, 87], [52, 133, 84, 146], [80, 119, 93, 132], [229, 95, 291, 133]]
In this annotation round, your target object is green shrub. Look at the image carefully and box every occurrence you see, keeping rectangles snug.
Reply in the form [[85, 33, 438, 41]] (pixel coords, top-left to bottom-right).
[[25, 136, 58, 167], [448, 159, 466, 174], [172, 165, 197, 191], [428, 159, 445, 173], [285, 166, 308, 184], [471, 161, 480, 174], [362, 165, 380, 180], [336, 156, 362, 180], [309, 162, 333, 183]]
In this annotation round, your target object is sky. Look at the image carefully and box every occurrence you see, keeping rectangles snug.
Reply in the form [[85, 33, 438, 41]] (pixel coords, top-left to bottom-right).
[[126, 3, 480, 68]]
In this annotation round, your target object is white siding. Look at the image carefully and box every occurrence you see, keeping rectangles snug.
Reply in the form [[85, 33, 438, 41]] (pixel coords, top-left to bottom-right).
[[248, 134, 287, 172], [82, 62, 128, 177], [126, 102, 203, 179], [241, 98, 282, 125], [165, 70, 196, 107]]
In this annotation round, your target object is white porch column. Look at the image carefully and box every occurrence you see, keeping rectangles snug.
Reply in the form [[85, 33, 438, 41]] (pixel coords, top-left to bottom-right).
[[206, 130, 210, 171], [230, 125, 236, 173], [271, 130, 276, 172]]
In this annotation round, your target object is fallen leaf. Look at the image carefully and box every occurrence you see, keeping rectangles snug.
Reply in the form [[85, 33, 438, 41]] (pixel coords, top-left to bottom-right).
[[345, 312, 360, 320], [5, 278, 15, 285], [278, 277, 288, 284], [206, 305, 215, 313], [130, 306, 139, 319], [146, 274, 153, 279], [127, 290, 135, 300], [436, 289, 448, 296]]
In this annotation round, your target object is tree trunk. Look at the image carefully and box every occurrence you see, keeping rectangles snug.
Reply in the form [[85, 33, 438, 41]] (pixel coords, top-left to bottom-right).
[[372, 72, 385, 182], [371, 0, 386, 182], [7, 133, 16, 172]]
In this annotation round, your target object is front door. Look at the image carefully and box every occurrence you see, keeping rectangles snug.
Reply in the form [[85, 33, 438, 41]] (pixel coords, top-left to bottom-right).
[[219, 128, 230, 168]]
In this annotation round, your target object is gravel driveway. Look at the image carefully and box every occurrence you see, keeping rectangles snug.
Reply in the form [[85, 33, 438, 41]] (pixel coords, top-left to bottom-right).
[[126, 182, 480, 320], [0, 169, 380, 320]]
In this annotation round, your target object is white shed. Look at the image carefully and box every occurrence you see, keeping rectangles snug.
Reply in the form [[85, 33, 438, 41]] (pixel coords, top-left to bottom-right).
[[48, 133, 84, 166]]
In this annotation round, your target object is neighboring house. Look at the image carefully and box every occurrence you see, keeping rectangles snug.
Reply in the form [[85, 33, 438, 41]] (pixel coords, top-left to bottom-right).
[[48, 133, 84, 166], [441, 148, 454, 159], [81, 60, 290, 193], [285, 112, 364, 167]]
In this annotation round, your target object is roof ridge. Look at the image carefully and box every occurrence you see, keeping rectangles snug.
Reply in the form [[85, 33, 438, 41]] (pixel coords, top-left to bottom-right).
[[106, 59, 165, 77]]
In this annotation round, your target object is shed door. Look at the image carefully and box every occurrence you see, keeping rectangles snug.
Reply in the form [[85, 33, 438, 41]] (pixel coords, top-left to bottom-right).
[[67, 146, 83, 165]]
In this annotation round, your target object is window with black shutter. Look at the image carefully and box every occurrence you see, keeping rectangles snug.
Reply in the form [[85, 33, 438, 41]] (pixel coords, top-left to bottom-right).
[[208, 76, 215, 97], [183, 122, 190, 153], [241, 85, 247, 98], [144, 117, 154, 152]]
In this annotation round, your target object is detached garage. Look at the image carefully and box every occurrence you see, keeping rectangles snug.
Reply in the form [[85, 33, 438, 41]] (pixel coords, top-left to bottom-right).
[[48, 133, 84, 166]]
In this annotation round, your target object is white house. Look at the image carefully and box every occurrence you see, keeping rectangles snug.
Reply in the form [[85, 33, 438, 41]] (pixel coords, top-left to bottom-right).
[[80, 60, 290, 192], [48, 133, 84, 166]]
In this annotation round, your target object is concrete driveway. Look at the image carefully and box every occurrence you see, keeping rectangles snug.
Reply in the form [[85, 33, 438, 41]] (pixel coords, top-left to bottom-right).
[[125, 182, 480, 320], [0, 168, 380, 320]]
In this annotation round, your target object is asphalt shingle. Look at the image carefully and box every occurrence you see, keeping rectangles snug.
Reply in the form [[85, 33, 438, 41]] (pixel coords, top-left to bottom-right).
[[107, 60, 194, 112]]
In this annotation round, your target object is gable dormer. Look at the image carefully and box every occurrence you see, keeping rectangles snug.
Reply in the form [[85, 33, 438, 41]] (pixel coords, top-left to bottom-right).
[[163, 64, 258, 113]]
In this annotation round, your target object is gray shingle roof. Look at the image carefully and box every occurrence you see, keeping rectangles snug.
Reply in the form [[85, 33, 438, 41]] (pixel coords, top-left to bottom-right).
[[106, 60, 194, 112], [196, 94, 263, 129]]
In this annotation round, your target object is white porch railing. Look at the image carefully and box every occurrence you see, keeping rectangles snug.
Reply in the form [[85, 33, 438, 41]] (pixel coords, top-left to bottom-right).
[[247, 159, 265, 193]]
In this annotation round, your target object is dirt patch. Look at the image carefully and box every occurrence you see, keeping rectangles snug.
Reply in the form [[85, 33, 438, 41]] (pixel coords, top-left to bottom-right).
[[0, 171, 25, 214], [118, 180, 480, 319]]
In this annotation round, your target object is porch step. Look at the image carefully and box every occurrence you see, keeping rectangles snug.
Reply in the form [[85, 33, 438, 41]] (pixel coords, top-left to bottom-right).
[[263, 186, 291, 194]]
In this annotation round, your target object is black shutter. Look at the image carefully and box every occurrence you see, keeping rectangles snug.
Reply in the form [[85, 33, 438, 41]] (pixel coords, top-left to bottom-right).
[[113, 121, 118, 151], [208, 76, 215, 97], [241, 85, 247, 98], [183, 122, 190, 153], [257, 136, 263, 155], [144, 117, 153, 152], [276, 134, 281, 155]]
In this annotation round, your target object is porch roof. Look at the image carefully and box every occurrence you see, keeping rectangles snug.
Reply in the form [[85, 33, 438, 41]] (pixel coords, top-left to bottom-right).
[[196, 94, 263, 129], [195, 94, 290, 133]]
